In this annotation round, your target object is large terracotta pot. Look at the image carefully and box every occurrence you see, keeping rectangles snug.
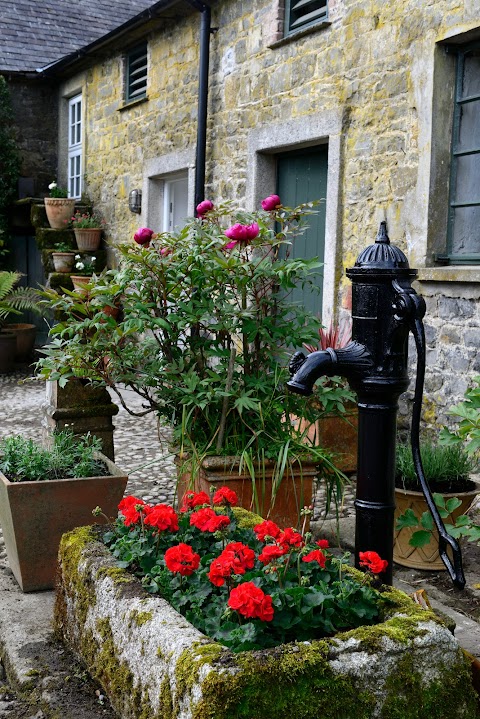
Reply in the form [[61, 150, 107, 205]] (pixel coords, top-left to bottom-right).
[[0, 452, 128, 592], [44, 198, 75, 229], [6, 323, 36, 362], [176, 454, 318, 529], [393, 483, 480, 570], [0, 330, 16, 373], [74, 228, 102, 251], [291, 404, 358, 473], [70, 275, 92, 292]]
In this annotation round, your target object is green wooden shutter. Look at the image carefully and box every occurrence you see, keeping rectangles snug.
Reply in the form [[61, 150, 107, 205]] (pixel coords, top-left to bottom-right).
[[126, 44, 148, 102], [286, 0, 328, 35], [277, 145, 328, 318]]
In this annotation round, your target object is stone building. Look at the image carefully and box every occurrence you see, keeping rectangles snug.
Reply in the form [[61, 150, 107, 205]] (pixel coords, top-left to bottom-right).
[[2, 0, 480, 428]]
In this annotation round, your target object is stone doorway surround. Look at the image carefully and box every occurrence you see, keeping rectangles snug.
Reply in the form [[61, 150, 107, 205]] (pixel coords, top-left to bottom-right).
[[142, 148, 196, 232], [246, 109, 343, 325]]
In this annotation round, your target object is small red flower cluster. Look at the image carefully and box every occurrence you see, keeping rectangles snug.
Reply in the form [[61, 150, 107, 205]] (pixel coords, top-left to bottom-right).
[[228, 581, 274, 622], [118, 496, 179, 532], [359, 551, 388, 575], [164, 543, 200, 576], [190, 507, 231, 533], [180, 490, 210, 512], [208, 541, 255, 586]]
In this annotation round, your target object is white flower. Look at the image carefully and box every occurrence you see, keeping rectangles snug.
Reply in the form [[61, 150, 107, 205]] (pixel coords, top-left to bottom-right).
[[75, 254, 81, 260], [48, 182, 57, 190], [76, 261, 85, 271], [91, 256, 96, 262]]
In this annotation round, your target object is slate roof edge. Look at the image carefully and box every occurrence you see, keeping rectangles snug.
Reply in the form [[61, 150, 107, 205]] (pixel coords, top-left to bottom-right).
[[37, 0, 210, 77]]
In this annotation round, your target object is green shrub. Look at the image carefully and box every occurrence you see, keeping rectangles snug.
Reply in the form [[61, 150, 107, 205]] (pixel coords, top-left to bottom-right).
[[395, 441, 476, 493]]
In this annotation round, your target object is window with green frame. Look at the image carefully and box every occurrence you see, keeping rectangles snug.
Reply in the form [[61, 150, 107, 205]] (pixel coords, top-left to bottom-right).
[[125, 43, 148, 103], [285, 0, 328, 36], [445, 43, 480, 264]]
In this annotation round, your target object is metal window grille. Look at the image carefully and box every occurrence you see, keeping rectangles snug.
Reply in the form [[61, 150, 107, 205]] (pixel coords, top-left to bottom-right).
[[286, 0, 328, 35], [126, 43, 148, 102], [445, 43, 480, 264], [68, 95, 82, 199]]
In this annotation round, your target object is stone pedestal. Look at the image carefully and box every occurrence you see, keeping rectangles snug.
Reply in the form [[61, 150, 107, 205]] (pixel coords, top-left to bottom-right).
[[42, 379, 119, 460]]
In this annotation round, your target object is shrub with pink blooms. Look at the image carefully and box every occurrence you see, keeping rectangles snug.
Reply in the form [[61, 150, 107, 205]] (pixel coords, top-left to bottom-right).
[[103, 488, 389, 652], [38, 196, 348, 519]]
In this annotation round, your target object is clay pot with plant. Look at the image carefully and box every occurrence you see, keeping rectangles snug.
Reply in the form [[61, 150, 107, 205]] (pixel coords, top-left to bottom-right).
[[0, 271, 42, 369], [394, 439, 479, 570], [44, 181, 75, 229], [70, 211, 104, 251], [0, 430, 128, 591], [51, 242, 76, 273], [37, 197, 347, 529]]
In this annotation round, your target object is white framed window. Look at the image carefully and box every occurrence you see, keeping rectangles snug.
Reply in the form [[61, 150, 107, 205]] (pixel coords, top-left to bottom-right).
[[68, 94, 82, 199], [163, 173, 189, 232]]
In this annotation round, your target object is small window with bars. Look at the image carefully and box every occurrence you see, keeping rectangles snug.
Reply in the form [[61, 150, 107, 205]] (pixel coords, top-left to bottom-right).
[[285, 0, 328, 36], [444, 43, 480, 264], [126, 43, 148, 103]]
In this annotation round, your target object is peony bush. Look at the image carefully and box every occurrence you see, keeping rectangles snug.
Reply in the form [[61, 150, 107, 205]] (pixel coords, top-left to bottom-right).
[[101, 488, 390, 653]]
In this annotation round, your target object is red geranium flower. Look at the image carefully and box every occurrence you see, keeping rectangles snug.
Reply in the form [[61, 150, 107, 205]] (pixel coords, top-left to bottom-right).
[[302, 549, 327, 568], [316, 539, 330, 549], [212, 486, 238, 507], [144, 504, 179, 532], [223, 542, 256, 571], [180, 490, 210, 512], [228, 582, 274, 622], [278, 527, 304, 549], [164, 543, 200, 576], [190, 507, 231, 533], [359, 551, 388, 575], [118, 496, 150, 526], [253, 520, 282, 542], [258, 544, 287, 565]]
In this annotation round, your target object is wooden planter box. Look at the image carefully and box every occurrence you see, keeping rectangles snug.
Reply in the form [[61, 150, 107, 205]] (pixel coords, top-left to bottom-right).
[[54, 525, 478, 719], [176, 454, 318, 529], [0, 453, 127, 592]]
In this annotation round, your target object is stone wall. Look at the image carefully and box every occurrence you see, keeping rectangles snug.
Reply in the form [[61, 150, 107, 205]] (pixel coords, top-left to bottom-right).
[[58, 0, 480, 425]]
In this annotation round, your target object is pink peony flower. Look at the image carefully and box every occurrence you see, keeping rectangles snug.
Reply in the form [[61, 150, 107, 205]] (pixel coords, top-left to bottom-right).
[[224, 240, 238, 251], [196, 200, 214, 216], [134, 227, 154, 245], [245, 222, 259, 240], [261, 195, 281, 211], [225, 223, 249, 241]]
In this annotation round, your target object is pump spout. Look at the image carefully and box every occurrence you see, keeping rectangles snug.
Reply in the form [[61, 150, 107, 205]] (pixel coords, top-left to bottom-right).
[[287, 341, 373, 396]]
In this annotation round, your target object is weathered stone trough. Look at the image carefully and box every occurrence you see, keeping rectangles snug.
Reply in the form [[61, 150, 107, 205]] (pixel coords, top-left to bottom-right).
[[55, 526, 478, 719]]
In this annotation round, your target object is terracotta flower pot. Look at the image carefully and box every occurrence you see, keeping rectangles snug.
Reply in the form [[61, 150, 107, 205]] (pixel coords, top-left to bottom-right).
[[393, 483, 480, 570], [5, 323, 37, 362], [70, 275, 92, 292], [0, 330, 16, 373], [52, 251, 76, 273], [74, 228, 102, 251], [176, 454, 317, 529], [0, 452, 128, 592], [44, 198, 76, 229], [292, 403, 358, 474]]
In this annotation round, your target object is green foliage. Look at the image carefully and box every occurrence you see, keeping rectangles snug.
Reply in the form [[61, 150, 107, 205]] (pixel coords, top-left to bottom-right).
[[70, 211, 104, 228], [0, 270, 42, 328], [396, 492, 480, 548], [0, 77, 20, 263], [0, 430, 106, 482], [440, 376, 480, 456], [395, 440, 476, 492], [48, 182, 68, 198], [36, 200, 349, 513], [104, 498, 387, 653]]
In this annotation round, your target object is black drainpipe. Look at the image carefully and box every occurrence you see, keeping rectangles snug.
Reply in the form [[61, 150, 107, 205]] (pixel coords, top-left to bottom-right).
[[185, 1, 212, 212]]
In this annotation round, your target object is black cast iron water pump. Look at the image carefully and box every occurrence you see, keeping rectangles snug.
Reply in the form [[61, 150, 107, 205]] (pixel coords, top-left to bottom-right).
[[287, 222, 465, 589]]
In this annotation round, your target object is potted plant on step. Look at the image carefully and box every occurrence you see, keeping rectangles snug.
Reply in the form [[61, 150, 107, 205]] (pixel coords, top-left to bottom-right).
[[51, 242, 76, 273], [0, 271, 42, 369], [0, 430, 128, 591], [44, 181, 75, 229], [70, 253, 97, 291], [70, 211, 104, 251], [394, 439, 479, 569], [37, 198, 346, 528]]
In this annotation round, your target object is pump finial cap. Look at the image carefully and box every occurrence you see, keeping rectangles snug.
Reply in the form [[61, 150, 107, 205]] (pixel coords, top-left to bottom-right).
[[376, 221, 389, 244]]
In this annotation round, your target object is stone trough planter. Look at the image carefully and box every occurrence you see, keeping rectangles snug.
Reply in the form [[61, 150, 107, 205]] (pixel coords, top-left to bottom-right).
[[55, 527, 478, 719]]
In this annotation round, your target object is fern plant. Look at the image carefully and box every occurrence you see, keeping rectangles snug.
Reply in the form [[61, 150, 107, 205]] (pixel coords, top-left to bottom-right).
[[0, 271, 42, 328]]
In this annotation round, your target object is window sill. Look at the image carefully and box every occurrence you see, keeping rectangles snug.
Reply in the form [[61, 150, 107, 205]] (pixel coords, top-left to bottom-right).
[[268, 21, 331, 49], [416, 267, 480, 283], [119, 96, 148, 112]]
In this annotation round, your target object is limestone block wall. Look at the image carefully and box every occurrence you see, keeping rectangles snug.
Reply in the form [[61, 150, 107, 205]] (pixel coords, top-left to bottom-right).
[[57, 0, 480, 421]]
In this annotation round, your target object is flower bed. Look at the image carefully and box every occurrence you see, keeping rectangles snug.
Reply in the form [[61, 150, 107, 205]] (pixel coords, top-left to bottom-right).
[[54, 492, 478, 719]]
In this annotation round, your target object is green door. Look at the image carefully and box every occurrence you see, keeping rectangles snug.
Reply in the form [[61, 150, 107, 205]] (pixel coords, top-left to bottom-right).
[[277, 145, 328, 318]]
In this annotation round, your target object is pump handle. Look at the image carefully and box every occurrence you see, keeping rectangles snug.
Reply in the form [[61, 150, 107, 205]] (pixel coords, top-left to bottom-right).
[[392, 281, 466, 589]]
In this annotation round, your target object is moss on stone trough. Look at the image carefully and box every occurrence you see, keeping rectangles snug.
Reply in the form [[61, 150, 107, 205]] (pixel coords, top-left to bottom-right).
[[54, 527, 479, 719]]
